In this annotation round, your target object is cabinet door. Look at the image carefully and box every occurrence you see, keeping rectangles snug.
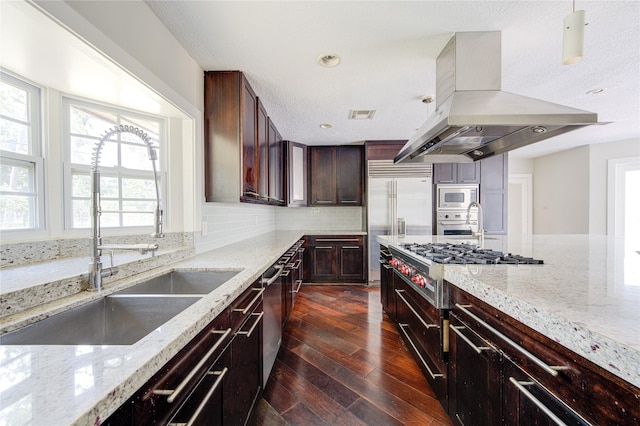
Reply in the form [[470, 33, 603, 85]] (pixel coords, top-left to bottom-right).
[[310, 244, 337, 280], [339, 244, 365, 280], [336, 146, 363, 205], [241, 76, 258, 199], [268, 120, 284, 205], [257, 99, 269, 202], [457, 162, 480, 184], [433, 163, 456, 184], [309, 147, 336, 205], [480, 153, 508, 234], [448, 312, 502, 426], [286, 141, 307, 206]]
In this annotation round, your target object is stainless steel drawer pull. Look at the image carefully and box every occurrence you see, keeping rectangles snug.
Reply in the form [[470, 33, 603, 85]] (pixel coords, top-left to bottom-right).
[[508, 377, 584, 426], [233, 288, 265, 315], [162, 328, 232, 403], [315, 246, 333, 249], [449, 324, 491, 354], [280, 269, 291, 277], [291, 259, 302, 270], [315, 200, 333, 204], [238, 312, 263, 338], [398, 323, 443, 379], [342, 246, 361, 249], [455, 304, 566, 377], [244, 191, 259, 197], [395, 289, 438, 329], [316, 238, 360, 242], [177, 367, 229, 426], [294, 279, 303, 293]]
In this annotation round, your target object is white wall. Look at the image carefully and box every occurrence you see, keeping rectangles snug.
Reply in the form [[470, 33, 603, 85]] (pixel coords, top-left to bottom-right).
[[532, 146, 590, 234]]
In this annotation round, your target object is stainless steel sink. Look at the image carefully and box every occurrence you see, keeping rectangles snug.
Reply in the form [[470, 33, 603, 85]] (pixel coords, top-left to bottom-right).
[[0, 270, 241, 346], [0, 295, 200, 345], [116, 270, 240, 295]]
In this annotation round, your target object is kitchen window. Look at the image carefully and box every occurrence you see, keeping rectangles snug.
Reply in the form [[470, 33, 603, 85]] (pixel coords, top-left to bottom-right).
[[0, 72, 44, 231], [63, 98, 165, 230]]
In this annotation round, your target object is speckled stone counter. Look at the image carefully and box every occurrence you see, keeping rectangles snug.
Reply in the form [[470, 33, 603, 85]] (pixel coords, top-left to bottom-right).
[[0, 231, 304, 426], [378, 234, 640, 389]]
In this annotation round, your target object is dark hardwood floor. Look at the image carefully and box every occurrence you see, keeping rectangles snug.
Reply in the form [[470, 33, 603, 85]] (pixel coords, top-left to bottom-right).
[[251, 285, 452, 426]]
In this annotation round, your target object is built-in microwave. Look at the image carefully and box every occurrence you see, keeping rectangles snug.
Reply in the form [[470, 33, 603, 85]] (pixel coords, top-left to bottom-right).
[[437, 184, 479, 210]]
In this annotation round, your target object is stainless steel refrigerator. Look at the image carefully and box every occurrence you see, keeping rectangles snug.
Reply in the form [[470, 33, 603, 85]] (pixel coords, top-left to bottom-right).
[[367, 176, 433, 282]]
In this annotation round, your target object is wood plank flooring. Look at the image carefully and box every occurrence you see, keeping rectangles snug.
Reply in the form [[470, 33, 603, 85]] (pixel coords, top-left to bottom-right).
[[251, 285, 452, 426]]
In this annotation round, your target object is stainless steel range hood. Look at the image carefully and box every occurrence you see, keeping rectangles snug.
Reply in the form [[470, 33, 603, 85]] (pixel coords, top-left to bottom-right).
[[395, 31, 598, 164]]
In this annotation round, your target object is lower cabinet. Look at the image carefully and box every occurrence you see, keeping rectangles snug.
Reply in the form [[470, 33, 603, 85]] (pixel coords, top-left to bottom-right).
[[379, 245, 396, 321], [282, 239, 304, 326], [449, 284, 640, 426], [104, 280, 263, 425], [304, 235, 366, 283]]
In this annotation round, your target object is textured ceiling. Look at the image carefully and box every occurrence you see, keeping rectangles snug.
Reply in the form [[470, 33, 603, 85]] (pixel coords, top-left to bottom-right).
[[146, 1, 640, 159]]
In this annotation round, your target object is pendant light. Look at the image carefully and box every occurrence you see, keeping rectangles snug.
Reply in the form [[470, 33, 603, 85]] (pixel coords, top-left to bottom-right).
[[562, 0, 586, 65]]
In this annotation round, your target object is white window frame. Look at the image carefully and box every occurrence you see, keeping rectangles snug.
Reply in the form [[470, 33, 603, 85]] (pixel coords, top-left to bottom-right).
[[0, 71, 45, 232], [62, 96, 166, 233]]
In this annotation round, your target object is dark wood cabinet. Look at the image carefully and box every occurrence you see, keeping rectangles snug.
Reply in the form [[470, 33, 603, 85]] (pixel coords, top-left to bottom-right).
[[304, 235, 366, 283], [284, 141, 307, 207], [393, 275, 448, 407], [282, 240, 304, 325], [379, 245, 396, 321], [449, 284, 640, 426], [268, 119, 285, 205], [308, 146, 364, 206], [448, 312, 502, 426], [257, 98, 269, 202], [433, 162, 480, 184]]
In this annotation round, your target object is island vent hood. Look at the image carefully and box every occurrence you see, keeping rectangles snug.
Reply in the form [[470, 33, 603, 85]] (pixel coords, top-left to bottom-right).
[[395, 31, 598, 164]]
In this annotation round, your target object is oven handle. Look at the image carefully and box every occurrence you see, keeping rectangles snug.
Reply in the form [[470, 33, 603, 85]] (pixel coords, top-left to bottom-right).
[[455, 304, 568, 377], [395, 289, 438, 329], [398, 323, 443, 379]]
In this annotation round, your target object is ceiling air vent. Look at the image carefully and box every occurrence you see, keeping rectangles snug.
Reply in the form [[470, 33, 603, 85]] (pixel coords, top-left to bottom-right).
[[348, 109, 376, 119]]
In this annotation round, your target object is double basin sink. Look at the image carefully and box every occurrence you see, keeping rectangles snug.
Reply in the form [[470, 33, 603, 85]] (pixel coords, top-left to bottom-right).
[[0, 270, 239, 346]]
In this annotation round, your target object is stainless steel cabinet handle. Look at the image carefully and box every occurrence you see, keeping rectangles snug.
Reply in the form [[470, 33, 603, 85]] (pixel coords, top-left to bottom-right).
[[294, 279, 303, 293], [315, 246, 333, 249], [314, 200, 333, 204], [398, 323, 443, 379], [395, 289, 438, 329], [161, 328, 232, 403], [233, 288, 264, 315], [170, 367, 228, 426], [341, 200, 358, 203], [291, 259, 302, 270], [449, 324, 491, 354], [342, 246, 361, 249], [508, 377, 591, 426], [244, 191, 259, 197], [455, 304, 567, 377], [280, 269, 291, 277], [316, 238, 360, 242], [380, 250, 391, 256], [237, 312, 263, 338]]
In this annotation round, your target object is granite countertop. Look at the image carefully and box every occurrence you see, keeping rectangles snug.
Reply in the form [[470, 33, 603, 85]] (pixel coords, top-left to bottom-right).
[[378, 234, 640, 389], [0, 231, 304, 426]]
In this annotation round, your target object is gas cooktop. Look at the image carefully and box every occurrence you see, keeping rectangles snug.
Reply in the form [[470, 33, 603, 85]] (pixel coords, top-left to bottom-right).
[[400, 242, 544, 265]]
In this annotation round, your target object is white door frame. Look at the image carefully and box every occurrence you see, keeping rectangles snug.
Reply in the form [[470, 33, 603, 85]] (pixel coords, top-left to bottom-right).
[[607, 156, 640, 237], [508, 174, 533, 236]]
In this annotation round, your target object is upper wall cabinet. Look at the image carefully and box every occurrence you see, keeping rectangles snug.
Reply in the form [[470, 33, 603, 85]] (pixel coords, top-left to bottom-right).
[[284, 141, 307, 207], [204, 71, 283, 204], [268, 119, 285, 206], [308, 146, 364, 206], [433, 162, 480, 184]]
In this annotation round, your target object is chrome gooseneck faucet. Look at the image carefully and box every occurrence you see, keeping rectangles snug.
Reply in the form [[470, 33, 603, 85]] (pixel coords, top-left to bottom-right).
[[466, 201, 484, 247], [89, 125, 164, 291]]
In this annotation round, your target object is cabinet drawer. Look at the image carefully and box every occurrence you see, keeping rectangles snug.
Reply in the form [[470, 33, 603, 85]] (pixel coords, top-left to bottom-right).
[[230, 280, 264, 333], [306, 235, 364, 245]]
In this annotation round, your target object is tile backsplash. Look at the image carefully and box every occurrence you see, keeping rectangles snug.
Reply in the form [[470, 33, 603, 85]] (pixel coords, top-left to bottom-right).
[[275, 206, 363, 231]]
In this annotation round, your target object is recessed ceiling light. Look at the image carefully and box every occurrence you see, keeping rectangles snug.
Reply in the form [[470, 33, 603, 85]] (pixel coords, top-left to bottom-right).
[[319, 123, 333, 129], [586, 88, 604, 95], [317, 54, 341, 68], [348, 109, 376, 119]]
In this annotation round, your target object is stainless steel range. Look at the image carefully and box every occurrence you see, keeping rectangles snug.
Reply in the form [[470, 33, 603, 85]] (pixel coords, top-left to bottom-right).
[[389, 242, 543, 309]]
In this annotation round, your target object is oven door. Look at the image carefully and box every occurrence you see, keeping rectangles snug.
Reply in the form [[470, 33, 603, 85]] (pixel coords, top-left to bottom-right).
[[437, 185, 478, 209], [436, 210, 478, 235]]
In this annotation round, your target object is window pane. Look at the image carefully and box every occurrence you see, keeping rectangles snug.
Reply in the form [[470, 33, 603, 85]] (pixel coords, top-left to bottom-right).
[[123, 201, 155, 226], [100, 176, 119, 198], [0, 81, 28, 122], [0, 118, 29, 154], [101, 200, 120, 227], [0, 194, 33, 229], [122, 177, 155, 198], [72, 199, 90, 228], [72, 174, 91, 197], [70, 136, 96, 165], [0, 161, 34, 193], [121, 144, 154, 171], [69, 106, 116, 137]]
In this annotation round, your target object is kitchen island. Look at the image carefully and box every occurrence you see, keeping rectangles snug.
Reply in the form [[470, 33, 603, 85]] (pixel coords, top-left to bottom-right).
[[378, 234, 640, 390]]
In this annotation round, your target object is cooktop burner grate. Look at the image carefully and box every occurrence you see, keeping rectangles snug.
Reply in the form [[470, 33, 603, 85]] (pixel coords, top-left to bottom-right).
[[400, 243, 543, 265]]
